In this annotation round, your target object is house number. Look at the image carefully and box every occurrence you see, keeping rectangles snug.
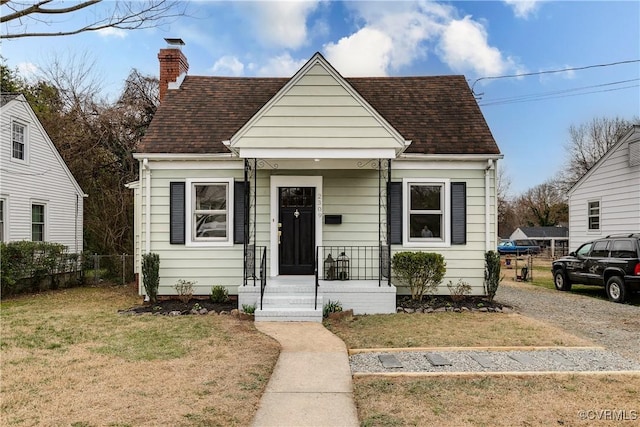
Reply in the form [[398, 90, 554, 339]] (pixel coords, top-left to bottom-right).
[[317, 192, 323, 217]]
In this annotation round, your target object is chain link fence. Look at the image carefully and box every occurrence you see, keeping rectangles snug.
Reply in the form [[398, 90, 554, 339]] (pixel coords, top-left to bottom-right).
[[83, 254, 136, 285]]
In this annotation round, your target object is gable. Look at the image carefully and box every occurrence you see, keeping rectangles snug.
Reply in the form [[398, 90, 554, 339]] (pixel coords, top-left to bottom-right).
[[569, 125, 640, 196], [0, 94, 85, 197], [229, 54, 408, 159]]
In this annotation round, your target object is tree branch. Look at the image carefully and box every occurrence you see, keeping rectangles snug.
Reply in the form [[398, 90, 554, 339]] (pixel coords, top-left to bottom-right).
[[1, 1, 187, 39]]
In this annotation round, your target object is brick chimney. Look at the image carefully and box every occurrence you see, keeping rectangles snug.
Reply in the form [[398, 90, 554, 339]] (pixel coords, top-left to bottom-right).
[[158, 38, 188, 102]]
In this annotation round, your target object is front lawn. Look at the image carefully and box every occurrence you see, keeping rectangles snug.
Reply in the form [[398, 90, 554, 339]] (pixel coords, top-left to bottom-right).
[[1, 285, 279, 427]]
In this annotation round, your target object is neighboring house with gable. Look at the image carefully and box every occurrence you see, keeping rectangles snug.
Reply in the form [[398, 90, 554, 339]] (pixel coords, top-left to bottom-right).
[[0, 93, 85, 252], [568, 125, 640, 251], [130, 39, 502, 321], [509, 226, 569, 258]]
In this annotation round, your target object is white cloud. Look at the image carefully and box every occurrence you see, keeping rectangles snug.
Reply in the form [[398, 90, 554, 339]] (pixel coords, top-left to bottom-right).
[[439, 16, 514, 76], [212, 56, 245, 76], [96, 27, 127, 38], [16, 62, 39, 81], [244, 1, 321, 49], [257, 53, 308, 77], [504, 0, 541, 19], [324, 28, 393, 76], [322, 1, 519, 78]]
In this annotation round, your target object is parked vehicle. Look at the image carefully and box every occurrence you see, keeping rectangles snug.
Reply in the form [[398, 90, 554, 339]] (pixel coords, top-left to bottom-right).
[[551, 233, 640, 303], [497, 239, 541, 255]]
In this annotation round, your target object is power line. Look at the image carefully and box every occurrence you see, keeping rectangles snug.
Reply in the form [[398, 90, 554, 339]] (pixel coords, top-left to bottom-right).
[[479, 84, 638, 106], [478, 78, 640, 106], [471, 59, 640, 95]]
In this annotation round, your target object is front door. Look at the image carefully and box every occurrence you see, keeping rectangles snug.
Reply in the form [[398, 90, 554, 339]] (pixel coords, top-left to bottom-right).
[[279, 187, 315, 275]]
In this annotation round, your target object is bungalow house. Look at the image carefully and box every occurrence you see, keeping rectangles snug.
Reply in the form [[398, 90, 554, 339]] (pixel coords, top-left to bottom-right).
[[568, 125, 640, 251], [131, 39, 502, 321], [0, 93, 85, 252]]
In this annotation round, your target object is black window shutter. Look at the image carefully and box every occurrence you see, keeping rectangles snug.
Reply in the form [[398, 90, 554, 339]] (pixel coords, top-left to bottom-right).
[[234, 181, 247, 244], [451, 182, 467, 245], [388, 182, 402, 244], [169, 182, 185, 244]]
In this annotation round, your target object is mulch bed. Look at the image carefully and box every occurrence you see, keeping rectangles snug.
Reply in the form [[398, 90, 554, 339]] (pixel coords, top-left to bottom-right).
[[396, 295, 507, 312], [119, 298, 237, 315]]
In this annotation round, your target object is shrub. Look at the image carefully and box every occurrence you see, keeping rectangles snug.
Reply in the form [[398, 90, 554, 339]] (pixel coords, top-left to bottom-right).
[[392, 251, 446, 301], [241, 303, 256, 315], [141, 252, 160, 303], [210, 285, 229, 303], [174, 279, 195, 304], [447, 279, 472, 303], [0, 241, 78, 296], [323, 299, 343, 318], [484, 250, 502, 301]]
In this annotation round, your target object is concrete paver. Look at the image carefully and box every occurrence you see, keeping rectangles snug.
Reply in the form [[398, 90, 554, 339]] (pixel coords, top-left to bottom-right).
[[252, 322, 359, 427]]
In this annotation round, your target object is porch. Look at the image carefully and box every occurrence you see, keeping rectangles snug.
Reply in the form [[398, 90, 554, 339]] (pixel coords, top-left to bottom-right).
[[238, 245, 397, 322]]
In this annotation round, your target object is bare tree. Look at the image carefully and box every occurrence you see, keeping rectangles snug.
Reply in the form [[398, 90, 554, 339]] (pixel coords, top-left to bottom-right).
[[558, 116, 639, 192], [1, 0, 186, 39], [515, 180, 567, 227]]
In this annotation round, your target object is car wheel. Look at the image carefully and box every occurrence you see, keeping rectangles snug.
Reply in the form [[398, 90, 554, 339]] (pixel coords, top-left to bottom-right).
[[606, 276, 627, 303], [553, 270, 572, 291]]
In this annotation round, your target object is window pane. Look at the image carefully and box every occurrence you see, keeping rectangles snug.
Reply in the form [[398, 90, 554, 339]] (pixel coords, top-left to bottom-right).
[[32, 205, 44, 223], [32, 224, 44, 241], [195, 185, 226, 210], [588, 217, 599, 230], [409, 214, 441, 238], [411, 185, 441, 210], [195, 214, 227, 238]]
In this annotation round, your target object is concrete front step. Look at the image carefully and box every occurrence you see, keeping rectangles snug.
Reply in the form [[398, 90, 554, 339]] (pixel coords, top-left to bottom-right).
[[255, 307, 323, 322], [261, 294, 322, 307]]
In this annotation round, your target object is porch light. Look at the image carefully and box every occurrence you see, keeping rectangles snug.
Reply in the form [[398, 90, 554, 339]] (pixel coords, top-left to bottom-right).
[[324, 254, 336, 280], [337, 252, 349, 281]]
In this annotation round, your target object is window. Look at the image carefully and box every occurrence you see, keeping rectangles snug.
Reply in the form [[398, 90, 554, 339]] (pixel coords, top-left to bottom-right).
[[590, 240, 609, 257], [0, 200, 4, 242], [587, 201, 600, 231], [32, 204, 45, 241], [188, 180, 232, 244], [402, 179, 453, 246], [611, 240, 636, 258], [12, 122, 26, 160], [576, 242, 592, 256]]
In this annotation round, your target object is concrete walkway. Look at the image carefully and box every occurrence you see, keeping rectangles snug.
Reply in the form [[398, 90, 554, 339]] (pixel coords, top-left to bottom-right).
[[252, 322, 359, 427]]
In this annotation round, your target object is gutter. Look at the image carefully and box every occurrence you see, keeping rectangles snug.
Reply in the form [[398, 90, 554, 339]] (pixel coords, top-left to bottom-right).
[[143, 158, 151, 254], [485, 159, 494, 252]]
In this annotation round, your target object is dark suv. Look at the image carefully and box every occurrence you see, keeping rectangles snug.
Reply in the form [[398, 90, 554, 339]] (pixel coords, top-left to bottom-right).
[[551, 233, 640, 303]]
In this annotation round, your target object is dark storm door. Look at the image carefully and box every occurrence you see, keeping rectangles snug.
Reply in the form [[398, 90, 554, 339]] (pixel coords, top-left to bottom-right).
[[279, 187, 315, 275]]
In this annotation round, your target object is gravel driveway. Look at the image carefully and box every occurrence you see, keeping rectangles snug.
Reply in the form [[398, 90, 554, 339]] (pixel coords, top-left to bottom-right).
[[495, 280, 640, 362]]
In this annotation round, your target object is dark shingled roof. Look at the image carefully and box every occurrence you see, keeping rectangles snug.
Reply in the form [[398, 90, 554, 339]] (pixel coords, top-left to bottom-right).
[[0, 93, 20, 107], [138, 75, 500, 155], [518, 226, 569, 239]]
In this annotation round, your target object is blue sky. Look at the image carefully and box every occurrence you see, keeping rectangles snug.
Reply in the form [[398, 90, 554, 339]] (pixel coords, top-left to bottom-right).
[[2, 1, 639, 196]]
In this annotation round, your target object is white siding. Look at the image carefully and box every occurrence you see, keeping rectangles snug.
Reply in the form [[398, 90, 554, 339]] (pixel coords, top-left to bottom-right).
[[232, 63, 404, 151], [0, 97, 84, 252], [139, 159, 498, 298], [568, 129, 640, 250]]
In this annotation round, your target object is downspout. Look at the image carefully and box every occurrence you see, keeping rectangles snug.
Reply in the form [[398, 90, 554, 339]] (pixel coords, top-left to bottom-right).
[[143, 158, 151, 254], [485, 159, 494, 252]]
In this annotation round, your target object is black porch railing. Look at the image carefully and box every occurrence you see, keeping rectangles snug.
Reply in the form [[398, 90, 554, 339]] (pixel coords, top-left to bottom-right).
[[316, 245, 391, 287], [259, 246, 267, 309]]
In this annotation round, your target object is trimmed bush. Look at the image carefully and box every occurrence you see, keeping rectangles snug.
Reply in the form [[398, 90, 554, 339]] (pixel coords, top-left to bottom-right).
[[484, 250, 502, 301], [210, 285, 229, 303], [0, 241, 80, 296], [392, 251, 446, 301], [142, 252, 160, 303]]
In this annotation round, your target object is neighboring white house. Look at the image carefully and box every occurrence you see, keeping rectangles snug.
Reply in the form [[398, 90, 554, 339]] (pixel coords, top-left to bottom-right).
[[131, 40, 503, 321], [568, 125, 640, 251], [0, 93, 85, 253]]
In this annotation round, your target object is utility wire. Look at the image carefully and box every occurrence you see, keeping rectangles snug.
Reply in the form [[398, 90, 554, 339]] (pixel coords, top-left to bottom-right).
[[478, 78, 640, 106], [471, 59, 640, 95]]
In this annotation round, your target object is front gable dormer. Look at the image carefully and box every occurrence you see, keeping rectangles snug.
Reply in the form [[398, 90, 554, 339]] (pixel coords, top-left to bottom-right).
[[228, 53, 410, 159]]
